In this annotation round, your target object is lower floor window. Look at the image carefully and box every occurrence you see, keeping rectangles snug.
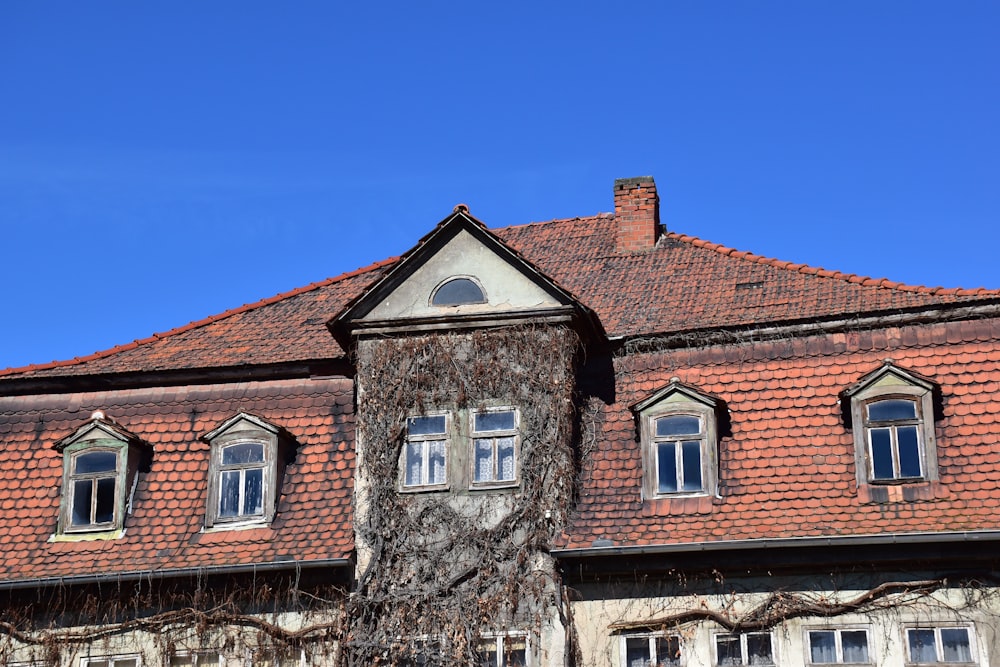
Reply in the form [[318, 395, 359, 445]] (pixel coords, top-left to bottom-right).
[[808, 629, 870, 664], [716, 632, 774, 666], [623, 633, 681, 667], [82, 659, 139, 667], [169, 655, 219, 667], [907, 627, 974, 663], [477, 634, 527, 667]]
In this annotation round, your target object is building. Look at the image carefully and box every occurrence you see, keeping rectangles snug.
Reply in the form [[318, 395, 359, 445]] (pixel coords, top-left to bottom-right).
[[1, 177, 998, 666]]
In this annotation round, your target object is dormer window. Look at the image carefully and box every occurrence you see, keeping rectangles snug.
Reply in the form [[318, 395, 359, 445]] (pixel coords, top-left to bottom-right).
[[431, 276, 486, 306], [54, 413, 148, 537], [843, 363, 938, 485], [202, 413, 293, 528]]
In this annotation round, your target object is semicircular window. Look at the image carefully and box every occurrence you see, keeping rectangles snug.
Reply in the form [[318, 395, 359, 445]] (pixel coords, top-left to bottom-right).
[[431, 277, 486, 306]]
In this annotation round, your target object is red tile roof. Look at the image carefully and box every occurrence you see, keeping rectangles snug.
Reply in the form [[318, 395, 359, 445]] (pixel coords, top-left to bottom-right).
[[2, 215, 996, 380], [0, 377, 354, 584]]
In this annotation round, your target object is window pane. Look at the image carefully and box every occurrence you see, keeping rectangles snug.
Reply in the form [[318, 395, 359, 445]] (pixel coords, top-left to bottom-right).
[[625, 637, 651, 667], [222, 442, 264, 465], [408, 415, 447, 435], [656, 415, 700, 436], [475, 410, 516, 432], [809, 631, 836, 663], [908, 629, 937, 663], [244, 467, 264, 515], [432, 277, 485, 305], [940, 628, 971, 662], [94, 477, 116, 524], [219, 470, 241, 516], [655, 636, 681, 666], [474, 438, 494, 482], [476, 638, 499, 667], [716, 636, 741, 666], [74, 450, 118, 474], [429, 439, 447, 484], [169, 657, 194, 667], [897, 426, 923, 477], [405, 442, 424, 486], [498, 437, 516, 481], [72, 479, 93, 525], [747, 633, 773, 665], [681, 440, 702, 491], [504, 636, 527, 667], [841, 631, 869, 663], [657, 442, 678, 493], [868, 399, 917, 421], [869, 428, 894, 479]]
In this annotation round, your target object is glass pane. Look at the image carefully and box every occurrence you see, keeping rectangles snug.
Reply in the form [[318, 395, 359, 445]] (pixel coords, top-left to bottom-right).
[[72, 479, 93, 525], [869, 428, 894, 479], [95, 477, 116, 523], [681, 441, 702, 491], [625, 637, 651, 667], [940, 628, 971, 662], [432, 277, 485, 306], [476, 637, 499, 667], [716, 636, 741, 666], [475, 438, 495, 482], [655, 636, 681, 666], [408, 415, 447, 435], [75, 450, 118, 474], [656, 415, 700, 436], [908, 629, 937, 663], [244, 467, 264, 515], [405, 442, 424, 486], [429, 439, 447, 484], [657, 442, 678, 493], [841, 631, 869, 663], [897, 426, 923, 477], [808, 631, 836, 663], [504, 636, 527, 667], [475, 410, 516, 432], [497, 437, 516, 481], [747, 634, 773, 665], [219, 470, 241, 516], [169, 657, 194, 667], [868, 399, 916, 421], [222, 442, 264, 465], [113, 661, 138, 667]]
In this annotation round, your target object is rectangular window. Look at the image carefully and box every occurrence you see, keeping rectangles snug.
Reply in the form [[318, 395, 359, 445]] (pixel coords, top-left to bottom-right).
[[404, 414, 449, 489], [69, 449, 120, 529], [808, 629, 870, 664], [906, 627, 975, 664], [472, 409, 519, 486], [82, 658, 140, 667], [865, 398, 924, 481], [653, 415, 705, 494], [622, 633, 681, 667], [715, 632, 774, 666], [169, 654, 220, 667], [217, 442, 267, 519], [477, 634, 528, 666]]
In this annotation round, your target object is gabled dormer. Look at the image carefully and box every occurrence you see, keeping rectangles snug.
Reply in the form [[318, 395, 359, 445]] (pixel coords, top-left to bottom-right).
[[330, 205, 603, 344]]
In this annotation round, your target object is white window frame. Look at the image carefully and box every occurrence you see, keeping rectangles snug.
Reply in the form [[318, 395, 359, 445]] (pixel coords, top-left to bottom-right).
[[714, 631, 775, 666], [650, 413, 707, 495], [402, 412, 451, 491], [470, 407, 520, 489], [478, 632, 530, 667], [805, 627, 872, 665], [168, 651, 222, 666], [620, 631, 682, 667], [904, 626, 978, 665], [65, 446, 123, 532], [80, 656, 142, 667]]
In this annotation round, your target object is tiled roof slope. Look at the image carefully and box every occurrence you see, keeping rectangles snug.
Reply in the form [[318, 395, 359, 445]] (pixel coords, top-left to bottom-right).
[[559, 316, 1000, 549], [2, 215, 997, 380], [0, 377, 354, 583]]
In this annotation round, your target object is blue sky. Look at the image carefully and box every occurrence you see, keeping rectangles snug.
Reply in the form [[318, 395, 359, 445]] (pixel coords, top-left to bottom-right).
[[1, 2, 998, 371]]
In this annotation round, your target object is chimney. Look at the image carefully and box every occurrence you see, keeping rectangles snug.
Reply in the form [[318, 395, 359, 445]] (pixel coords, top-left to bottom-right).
[[614, 176, 661, 253]]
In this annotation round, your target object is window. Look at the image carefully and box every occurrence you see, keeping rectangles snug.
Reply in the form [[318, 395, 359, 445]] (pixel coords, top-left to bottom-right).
[[54, 413, 148, 537], [906, 627, 975, 664], [844, 363, 938, 485], [203, 413, 292, 528], [633, 381, 721, 499], [403, 414, 449, 489], [431, 276, 486, 306], [622, 633, 681, 667], [807, 629, 871, 664], [81, 658, 140, 667], [472, 408, 519, 487], [169, 654, 220, 667], [715, 632, 774, 666], [477, 634, 528, 667]]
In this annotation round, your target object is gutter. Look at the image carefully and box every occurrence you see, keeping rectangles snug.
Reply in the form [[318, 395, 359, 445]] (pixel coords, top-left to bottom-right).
[[0, 557, 352, 592], [551, 530, 1000, 560]]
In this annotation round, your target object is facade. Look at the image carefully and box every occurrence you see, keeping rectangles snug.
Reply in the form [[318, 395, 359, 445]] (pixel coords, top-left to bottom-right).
[[1, 177, 999, 666]]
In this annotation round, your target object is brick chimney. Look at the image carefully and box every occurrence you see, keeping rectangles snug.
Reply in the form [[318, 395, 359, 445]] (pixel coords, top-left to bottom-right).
[[614, 176, 661, 253]]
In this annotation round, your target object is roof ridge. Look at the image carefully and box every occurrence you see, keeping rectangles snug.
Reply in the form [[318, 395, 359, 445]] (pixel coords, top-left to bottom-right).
[[668, 231, 1000, 297], [0, 258, 398, 378], [495, 212, 614, 231]]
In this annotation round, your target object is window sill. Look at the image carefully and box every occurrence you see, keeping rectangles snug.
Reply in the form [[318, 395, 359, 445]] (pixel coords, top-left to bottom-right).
[[50, 528, 125, 542], [642, 494, 716, 516], [399, 484, 450, 494], [469, 481, 519, 492], [858, 480, 943, 504], [202, 518, 272, 533]]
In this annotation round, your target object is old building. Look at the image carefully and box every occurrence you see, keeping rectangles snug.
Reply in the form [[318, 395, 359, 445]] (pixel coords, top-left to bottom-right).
[[1, 177, 998, 666]]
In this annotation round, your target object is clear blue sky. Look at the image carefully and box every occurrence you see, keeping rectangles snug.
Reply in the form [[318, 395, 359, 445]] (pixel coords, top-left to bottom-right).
[[1, 2, 998, 371]]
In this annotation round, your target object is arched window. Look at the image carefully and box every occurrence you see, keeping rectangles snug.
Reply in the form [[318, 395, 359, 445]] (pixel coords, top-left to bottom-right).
[[431, 277, 486, 306]]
